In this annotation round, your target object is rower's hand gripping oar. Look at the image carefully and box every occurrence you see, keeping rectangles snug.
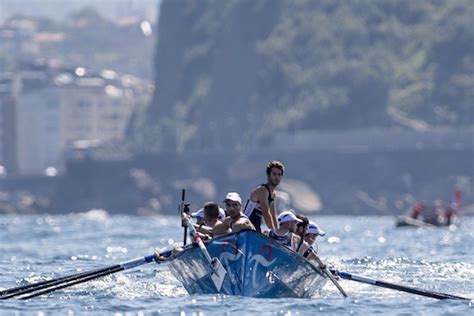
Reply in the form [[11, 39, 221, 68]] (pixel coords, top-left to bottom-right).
[[330, 269, 471, 301], [1, 250, 172, 299], [183, 214, 226, 291], [313, 255, 348, 298]]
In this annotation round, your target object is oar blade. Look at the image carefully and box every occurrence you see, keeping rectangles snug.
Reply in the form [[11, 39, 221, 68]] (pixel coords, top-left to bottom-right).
[[183, 213, 227, 292], [210, 257, 226, 291]]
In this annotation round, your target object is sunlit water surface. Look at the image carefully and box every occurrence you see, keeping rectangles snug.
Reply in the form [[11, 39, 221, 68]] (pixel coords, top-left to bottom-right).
[[0, 214, 472, 315]]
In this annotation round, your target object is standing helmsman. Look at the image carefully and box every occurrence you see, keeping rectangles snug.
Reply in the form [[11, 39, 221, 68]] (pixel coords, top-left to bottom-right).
[[243, 160, 285, 232]]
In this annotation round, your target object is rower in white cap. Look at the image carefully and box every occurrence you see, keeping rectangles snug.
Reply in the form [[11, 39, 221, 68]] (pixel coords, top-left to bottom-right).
[[303, 221, 326, 259], [267, 209, 305, 253], [204, 192, 255, 237], [194, 192, 255, 238]]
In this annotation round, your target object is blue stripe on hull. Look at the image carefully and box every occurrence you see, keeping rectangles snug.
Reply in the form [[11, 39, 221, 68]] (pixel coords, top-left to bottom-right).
[[168, 230, 327, 298]]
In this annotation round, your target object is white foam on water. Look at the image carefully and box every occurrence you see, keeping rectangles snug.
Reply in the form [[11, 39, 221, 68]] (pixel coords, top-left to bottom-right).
[[77, 209, 110, 221]]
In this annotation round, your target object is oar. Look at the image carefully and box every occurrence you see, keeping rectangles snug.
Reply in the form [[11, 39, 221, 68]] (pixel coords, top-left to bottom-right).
[[331, 269, 471, 301], [1, 250, 172, 299], [183, 215, 226, 291], [180, 189, 189, 246], [313, 256, 348, 298], [19, 266, 124, 300]]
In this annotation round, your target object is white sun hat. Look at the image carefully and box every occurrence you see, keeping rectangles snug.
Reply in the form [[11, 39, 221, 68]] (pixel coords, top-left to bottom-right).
[[307, 221, 325, 236], [224, 192, 242, 205], [278, 210, 303, 224]]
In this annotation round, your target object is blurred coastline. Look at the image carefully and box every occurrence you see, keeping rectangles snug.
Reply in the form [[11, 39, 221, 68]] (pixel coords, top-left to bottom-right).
[[0, 1, 472, 215]]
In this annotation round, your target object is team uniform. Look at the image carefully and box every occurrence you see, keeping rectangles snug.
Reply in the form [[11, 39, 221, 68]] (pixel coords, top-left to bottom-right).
[[268, 229, 294, 250], [243, 184, 274, 232]]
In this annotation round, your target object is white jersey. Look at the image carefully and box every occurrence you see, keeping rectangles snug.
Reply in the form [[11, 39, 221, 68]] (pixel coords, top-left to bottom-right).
[[243, 200, 261, 217], [268, 229, 294, 250]]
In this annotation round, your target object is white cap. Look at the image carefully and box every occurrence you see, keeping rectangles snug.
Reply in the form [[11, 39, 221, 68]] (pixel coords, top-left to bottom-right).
[[278, 210, 302, 224], [191, 207, 226, 220], [224, 192, 242, 205], [307, 221, 325, 236]]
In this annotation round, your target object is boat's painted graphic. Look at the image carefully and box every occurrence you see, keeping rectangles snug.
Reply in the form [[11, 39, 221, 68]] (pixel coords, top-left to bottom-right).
[[168, 230, 327, 298]]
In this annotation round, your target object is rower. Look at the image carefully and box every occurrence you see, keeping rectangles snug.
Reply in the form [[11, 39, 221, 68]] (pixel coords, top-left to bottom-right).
[[268, 210, 303, 253], [191, 205, 226, 225], [243, 160, 285, 232], [303, 221, 326, 259], [211, 192, 255, 236], [193, 202, 223, 240], [294, 214, 310, 253]]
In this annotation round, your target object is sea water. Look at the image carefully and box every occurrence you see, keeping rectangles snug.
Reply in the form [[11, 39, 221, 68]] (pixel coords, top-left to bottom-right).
[[0, 213, 472, 315]]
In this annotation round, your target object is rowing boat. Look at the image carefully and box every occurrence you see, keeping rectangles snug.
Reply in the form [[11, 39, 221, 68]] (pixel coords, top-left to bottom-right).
[[167, 229, 328, 298]]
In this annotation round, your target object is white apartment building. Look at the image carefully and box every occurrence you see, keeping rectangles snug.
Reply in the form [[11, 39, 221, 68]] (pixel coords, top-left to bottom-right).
[[0, 74, 17, 175], [11, 67, 151, 175], [56, 71, 137, 149], [16, 85, 61, 175]]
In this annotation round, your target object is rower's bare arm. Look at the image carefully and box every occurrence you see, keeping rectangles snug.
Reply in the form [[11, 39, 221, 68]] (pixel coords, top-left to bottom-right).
[[210, 219, 231, 236], [298, 240, 310, 256], [232, 218, 255, 233], [196, 224, 212, 235], [257, 188, 275, 229], [260, 199, 275, 230], [306, 251, 316, 260], [292, 234, 301, 252], [270, 201, 278, 228]]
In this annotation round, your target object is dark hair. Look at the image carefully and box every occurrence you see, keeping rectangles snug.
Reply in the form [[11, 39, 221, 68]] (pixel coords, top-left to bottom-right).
[[266, 160, 285, 176], [203, 202, 219, 219], [296, 214, 309, 231]]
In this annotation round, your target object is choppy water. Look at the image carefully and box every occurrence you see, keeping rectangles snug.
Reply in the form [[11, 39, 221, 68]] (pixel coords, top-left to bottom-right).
[[0, 213, 472, 315]]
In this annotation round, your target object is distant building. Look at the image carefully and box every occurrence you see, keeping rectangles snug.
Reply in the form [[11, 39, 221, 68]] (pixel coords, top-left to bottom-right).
[[0, 17, 39, 71], [15, 71, 61, 175], [0, 74, 17, 175], [0, 63, 152, 176], [55, 69, 140, 150]]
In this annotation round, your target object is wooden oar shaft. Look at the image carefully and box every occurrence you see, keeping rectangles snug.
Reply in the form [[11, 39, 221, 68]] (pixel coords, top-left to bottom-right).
[[334, 270, 470, 300], [313, 256, 347, 298], [183, 215, 226, 291], [373, 278, 468, 300], [0, 265, 121, 299], [185, 218, 213, 263], [20, 266, 124, 299], [0, 266, 114, 298], [2, 253, 165, 299]]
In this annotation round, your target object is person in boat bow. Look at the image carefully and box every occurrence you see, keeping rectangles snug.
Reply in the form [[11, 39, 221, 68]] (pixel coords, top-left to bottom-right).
[[191, 204, 226, 225], [211, 192, 256, 236], [294, 214, 310, 253], [243, 160, 285, 232], [268, 210, 307, 255], [192, 202, 223, 240], [302, 221, 326, 259]]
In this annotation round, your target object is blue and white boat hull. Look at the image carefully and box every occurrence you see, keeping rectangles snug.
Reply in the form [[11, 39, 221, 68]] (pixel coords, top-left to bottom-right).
[[168, 230, 327, 298]]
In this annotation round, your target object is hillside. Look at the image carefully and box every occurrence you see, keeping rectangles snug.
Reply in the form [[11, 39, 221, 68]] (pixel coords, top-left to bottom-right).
[[136, 0, 473, 153]]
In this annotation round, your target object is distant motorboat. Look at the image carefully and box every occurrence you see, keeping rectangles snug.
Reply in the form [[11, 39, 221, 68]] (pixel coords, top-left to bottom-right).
[[395, 216, 438, 228], [395, 215, 458, 228]]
